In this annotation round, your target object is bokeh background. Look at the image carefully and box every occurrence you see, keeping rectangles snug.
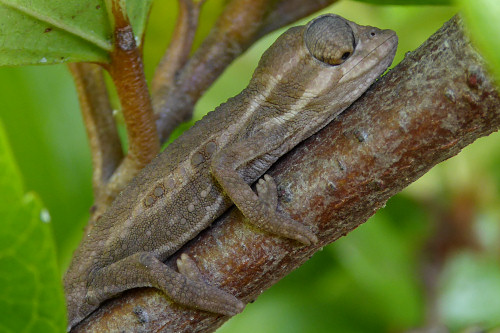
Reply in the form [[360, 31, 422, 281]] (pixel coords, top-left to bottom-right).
[[1, 1, 499, 332]]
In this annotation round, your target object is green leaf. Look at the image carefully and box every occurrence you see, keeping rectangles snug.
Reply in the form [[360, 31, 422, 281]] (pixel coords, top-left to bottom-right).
[[0, 0, 152, 66], [352, 0, 453, 5], [125, 0, 153, 45], [0, 120, 66, 332], [457, 0, 500, 87]]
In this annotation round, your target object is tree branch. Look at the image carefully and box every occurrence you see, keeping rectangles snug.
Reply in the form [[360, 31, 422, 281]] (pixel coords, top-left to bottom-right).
[[73, 15, 500, 332], [153, 0, 338, 143], [151, 0, 206, 96], [257, 0, 340, 37], [98, 1, 160, 211], [70, 3, 162, 220], [108, 3, 160, 165]]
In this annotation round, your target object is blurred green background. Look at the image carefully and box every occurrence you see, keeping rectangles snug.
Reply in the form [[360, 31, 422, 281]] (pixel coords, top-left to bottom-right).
[[0, 0, 499, 332]]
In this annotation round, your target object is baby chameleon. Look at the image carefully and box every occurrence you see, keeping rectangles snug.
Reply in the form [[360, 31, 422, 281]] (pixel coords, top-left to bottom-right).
[[64, 14, 398, 330]]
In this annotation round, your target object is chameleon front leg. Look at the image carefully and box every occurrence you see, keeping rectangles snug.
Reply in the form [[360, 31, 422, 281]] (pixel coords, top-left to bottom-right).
[[211, 138, 318, 245], [87, 252, 244, 316]]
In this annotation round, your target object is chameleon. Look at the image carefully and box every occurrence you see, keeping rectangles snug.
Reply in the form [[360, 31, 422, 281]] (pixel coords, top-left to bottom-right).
[[64, 14, 398, 330]]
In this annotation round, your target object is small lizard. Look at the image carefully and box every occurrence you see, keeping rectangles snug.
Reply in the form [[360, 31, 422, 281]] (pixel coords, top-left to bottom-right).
[[64, 14, 397, 330]]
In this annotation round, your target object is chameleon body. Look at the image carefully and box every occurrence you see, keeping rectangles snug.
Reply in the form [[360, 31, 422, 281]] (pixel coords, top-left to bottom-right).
[[64, 14, 397, 330]]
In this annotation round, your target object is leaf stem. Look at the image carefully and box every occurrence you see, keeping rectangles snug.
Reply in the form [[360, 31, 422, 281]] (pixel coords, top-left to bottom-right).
[[152, 0, 206, 96], [104, 1, 160, 190], [68, 63, 123, 216]]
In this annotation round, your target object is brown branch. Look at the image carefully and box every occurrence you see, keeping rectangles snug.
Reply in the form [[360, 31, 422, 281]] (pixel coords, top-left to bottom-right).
[[258, 0, 341, 37], [151, 0, 206, 95], [70, 3, 161, 219], [74, 15, 500, 332], [153, 0, 338, 143], [102, 1, 160, 204]]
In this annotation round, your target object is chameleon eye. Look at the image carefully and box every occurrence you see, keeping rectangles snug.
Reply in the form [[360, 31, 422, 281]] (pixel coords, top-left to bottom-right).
[[304, 14, 355, 66]]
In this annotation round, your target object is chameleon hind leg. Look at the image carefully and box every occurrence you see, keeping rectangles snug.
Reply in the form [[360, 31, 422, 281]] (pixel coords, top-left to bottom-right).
[[87, 252, 244, 316]]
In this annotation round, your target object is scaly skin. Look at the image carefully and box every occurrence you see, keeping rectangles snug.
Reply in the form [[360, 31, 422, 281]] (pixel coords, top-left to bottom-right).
[[64, 14, 398, 331]]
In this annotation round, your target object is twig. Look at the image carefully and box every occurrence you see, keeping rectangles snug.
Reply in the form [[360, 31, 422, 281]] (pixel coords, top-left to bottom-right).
[[258, 0, 342, 37], [68, 63, 124, 216], [152, 0, 206, 96], [104, 1, 160, 197], [73, 15, 500, 332]]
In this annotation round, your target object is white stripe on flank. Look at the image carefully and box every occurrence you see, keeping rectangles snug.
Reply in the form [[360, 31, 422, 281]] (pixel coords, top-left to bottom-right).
[[268, 70, 337, 126], [222, 74, 282, 141]]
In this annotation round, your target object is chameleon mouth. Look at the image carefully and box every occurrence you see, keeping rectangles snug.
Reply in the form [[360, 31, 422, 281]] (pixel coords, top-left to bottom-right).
[[339, 32, 398, 83]]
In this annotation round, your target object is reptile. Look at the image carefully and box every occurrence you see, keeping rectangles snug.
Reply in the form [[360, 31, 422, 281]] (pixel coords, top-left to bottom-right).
[[64, 14, 398, 330]]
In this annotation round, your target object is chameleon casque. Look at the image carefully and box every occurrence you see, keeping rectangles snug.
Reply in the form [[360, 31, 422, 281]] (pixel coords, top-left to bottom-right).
[[64, 14, 398, 330]]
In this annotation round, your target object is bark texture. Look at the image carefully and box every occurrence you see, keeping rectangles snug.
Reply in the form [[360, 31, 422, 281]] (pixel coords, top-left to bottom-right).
[[74, 15, 500, 333]]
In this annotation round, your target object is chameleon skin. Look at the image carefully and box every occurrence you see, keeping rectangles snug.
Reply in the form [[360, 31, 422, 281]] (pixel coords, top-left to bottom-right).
[[64, 14, 397, 330]]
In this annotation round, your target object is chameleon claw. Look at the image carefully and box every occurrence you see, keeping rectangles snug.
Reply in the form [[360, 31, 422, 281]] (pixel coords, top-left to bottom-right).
[[256, 174, 278, 208], [177, 253, 204, 282], [176, 253, 245, 316], [282, 217, 318, 246], [255, 175, 317, 245]]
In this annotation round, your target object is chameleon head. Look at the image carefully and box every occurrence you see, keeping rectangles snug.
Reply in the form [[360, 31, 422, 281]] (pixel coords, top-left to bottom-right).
[[249, 14, 397, 115], [302, 14, 398, 106]]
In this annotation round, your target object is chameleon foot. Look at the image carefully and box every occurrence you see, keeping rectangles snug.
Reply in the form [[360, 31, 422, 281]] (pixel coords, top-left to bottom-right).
[[176, 253, 205, 282], [255, 175, 318, 245], [256, 174, 278, 208], [172, 253, 245, 316], [84, 252, 244, 321]]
